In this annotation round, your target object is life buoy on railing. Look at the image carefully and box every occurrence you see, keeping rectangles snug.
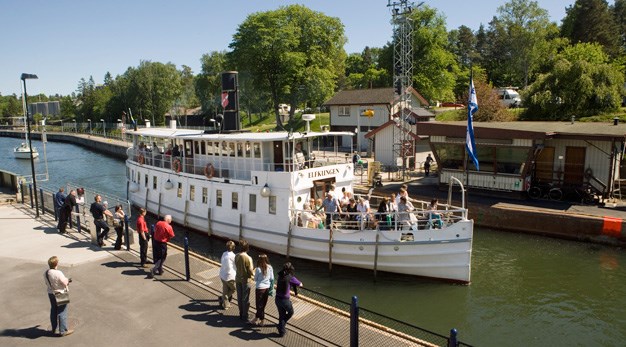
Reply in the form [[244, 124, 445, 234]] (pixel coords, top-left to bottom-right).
[[204, 163, 215, 179], [138, 154, 145, 165], [172, 158, 182, 173]]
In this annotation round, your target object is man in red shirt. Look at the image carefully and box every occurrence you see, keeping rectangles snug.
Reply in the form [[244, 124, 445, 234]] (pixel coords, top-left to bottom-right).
[[136, 208, 150, 267], [148, 215, 174, 278]]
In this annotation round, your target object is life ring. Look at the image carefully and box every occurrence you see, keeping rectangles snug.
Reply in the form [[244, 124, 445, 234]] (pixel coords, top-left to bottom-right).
[[172, 158, 182, 173], [204, 163, 214, 179], [138, 154, 145, 165]]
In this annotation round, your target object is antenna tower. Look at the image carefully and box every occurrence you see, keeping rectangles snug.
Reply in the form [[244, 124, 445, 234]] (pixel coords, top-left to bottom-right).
[[388, 0, 416, 180]]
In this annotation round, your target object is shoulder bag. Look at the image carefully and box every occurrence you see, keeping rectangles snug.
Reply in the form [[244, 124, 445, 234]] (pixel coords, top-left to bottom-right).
[[46, 270, 70, 306]]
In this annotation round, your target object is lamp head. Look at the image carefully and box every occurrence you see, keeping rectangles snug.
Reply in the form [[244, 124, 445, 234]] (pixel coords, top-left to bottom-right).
[[21, 73, 38, 81], [260, 183, 271, 197]]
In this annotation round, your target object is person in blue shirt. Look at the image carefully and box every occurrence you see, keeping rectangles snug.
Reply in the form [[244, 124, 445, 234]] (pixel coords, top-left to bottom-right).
[[54, 188, 66, 220]]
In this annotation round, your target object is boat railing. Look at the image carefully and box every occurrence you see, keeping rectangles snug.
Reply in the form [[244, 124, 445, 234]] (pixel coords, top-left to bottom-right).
[[128, 148, 349, 180], [291, 208, 466, 232]]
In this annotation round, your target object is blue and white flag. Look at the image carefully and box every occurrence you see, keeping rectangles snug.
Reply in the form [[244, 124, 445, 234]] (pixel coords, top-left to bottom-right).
[[466, 77, 479, 170]]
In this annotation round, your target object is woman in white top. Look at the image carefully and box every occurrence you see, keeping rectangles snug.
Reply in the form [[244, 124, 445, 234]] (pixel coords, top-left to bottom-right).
[[44, 256, 73, 337], [251, 254, 274, 326], [397, 196, 416, 229]]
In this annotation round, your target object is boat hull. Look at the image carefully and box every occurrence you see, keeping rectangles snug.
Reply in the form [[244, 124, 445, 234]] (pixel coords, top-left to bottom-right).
[[14, 148, 39, 159]]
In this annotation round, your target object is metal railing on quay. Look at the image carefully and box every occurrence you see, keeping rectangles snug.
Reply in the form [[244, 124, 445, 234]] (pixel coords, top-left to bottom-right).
[[299, 287, 472, 347]]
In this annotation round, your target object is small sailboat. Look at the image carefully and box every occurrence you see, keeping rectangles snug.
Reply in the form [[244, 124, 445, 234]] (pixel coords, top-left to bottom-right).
[[14, 141, 39, 159]]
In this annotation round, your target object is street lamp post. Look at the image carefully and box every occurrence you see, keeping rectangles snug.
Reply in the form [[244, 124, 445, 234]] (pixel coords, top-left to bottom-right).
[[100, 119, 106, 138], [87, 119, 92, 136], [21, 73, 39, 217], [73, 119, 76, 133], [117, 119, 122, 140]]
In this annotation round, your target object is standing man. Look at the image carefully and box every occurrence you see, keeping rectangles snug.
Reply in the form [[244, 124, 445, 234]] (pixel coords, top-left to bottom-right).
[[90, 195, 113, 247], [219, 240, 237, 309], [424, 154, 434, 177], [58, 190, 77, 234], [136, 208, 150, 267], [53, 187, 66, 220], [149, 215, 175, 278], [235, 238, 254, 321], [322, 192, 341, 228], [352, 151, 361, 173]]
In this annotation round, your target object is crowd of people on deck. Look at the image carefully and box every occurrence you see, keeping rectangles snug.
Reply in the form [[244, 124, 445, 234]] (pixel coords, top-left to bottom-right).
[[299, 184, 444, 231]]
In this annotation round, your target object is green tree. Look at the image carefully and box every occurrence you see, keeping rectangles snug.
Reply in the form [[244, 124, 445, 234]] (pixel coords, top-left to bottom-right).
[[488, 0, 558, 88], [229, 4, 346, 127], [179, 65, 199, 111], [522, 42, 624, 119], [562, 0, 620, 57], [195, 51, 228, 116], [344, 47, 389, 89]]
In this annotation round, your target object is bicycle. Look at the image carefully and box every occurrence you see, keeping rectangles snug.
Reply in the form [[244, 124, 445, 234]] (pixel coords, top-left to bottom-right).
[[528, 182, 563, 201]]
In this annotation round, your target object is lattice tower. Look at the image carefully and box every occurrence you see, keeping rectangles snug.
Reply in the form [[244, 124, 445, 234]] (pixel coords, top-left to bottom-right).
[[388, 0, 416, 180]]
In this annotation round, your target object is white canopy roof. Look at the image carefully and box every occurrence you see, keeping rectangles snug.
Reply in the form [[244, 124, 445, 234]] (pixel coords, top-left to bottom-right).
[[129, 128, 354, 142]]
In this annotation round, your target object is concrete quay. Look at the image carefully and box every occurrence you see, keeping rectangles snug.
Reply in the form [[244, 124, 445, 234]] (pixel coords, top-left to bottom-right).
[[0, 203, 434, 347]]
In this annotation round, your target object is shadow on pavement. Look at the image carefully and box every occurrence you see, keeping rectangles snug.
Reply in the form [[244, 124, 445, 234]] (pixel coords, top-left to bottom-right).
[[0, 325, 51, 339]]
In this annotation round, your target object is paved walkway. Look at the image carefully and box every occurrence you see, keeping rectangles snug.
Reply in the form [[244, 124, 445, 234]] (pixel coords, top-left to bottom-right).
[[0, 204, 279, 347]]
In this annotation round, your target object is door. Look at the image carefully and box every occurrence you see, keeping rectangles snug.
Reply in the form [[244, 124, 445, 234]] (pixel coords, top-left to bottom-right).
[[273, 141, 283, 171], [534, 147, 554, 182], [564, 147, 585, 185], [312, 179, 334, 201]]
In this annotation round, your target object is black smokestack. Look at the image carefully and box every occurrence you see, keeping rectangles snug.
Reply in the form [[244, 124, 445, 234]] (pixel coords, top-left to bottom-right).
[[221, 71, 240, 131]]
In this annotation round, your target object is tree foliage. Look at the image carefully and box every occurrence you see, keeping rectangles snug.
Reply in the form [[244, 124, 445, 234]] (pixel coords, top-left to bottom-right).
[[562, 0, 620, 57], [229, 4, 346, 127], [522, 42, 624, 119], [195, 51, 228, 116]]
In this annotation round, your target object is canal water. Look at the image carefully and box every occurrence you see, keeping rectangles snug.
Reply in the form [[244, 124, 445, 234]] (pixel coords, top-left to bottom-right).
[[1, 137, 625, 346]]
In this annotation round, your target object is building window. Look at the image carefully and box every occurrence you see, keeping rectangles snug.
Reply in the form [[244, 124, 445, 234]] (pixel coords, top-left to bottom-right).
[[269, 196, 276, 215], [202, 187, 208, 204], [153, 176, 157, 190], [249, 194, 256, 212], [189, 185, 195, 201], [432, 143, 465, 170], [232, 192, 238, 209], [144, 174, 148, 188], [177, 182, 183, 198], [338, 106, 350, 117], [216, 190, 222, 206]]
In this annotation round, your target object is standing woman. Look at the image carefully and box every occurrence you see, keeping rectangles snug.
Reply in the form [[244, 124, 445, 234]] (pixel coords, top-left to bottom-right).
[[250, 254, 274, 326], [113, 205, 125, 250], [44, 256, 73, 337], [274, 262, 303, 337]]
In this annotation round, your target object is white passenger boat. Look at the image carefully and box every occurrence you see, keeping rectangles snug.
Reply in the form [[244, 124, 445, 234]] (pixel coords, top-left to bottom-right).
[[14, 142, 39, 159], [125, 121, 473, 283]]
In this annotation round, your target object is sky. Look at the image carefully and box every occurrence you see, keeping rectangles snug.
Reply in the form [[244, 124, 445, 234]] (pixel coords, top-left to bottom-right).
[[1, 0, 573, 97]]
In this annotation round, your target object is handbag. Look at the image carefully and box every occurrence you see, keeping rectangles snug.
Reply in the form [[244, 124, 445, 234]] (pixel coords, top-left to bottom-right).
[[46, 270, 70, 306], [113, 218, 121, 227]]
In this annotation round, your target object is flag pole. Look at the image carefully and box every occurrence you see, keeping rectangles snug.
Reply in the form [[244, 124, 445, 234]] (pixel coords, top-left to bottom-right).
[[465, 69, 479, 208]]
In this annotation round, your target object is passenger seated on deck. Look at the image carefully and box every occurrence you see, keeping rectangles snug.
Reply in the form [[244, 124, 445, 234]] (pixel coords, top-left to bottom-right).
[[377, 197, 392, 228], [301, 203, 321, 228], [428, 198, 443, 228], [344, 198, 357, 222]]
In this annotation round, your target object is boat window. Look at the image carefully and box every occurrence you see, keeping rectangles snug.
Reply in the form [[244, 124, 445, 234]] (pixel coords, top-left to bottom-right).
[[177, 182, 183, 198], [131, 169, 134, 182], [269, 196, 276, 215], [221, 142, 229, 156], [228, 142, 236, 157], [153, 176, 157, 190], [202, 187, 208, 204], [237, 143, 243, 157], [253, 143, 261, 158], [244, 142, 251, 158], [232, 192, 238, 209], [249, 194, 256, 212], [214, 142, 220, 156], [189, 185, 195, 201], [137, 171, 141, 184], [194, 141, 200, 155], [144, 174, 148, 188], [205, 142, 212, 155], [216, 190, 222, 206], [200, 141, 206, 155]]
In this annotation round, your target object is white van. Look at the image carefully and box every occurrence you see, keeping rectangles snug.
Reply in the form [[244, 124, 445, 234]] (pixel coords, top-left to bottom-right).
[[496, 88, 522, 108]]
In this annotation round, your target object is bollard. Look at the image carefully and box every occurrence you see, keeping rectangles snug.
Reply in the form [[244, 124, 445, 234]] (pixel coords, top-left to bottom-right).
[[350, 296, 359, 347], [20, 183, 25, 205], [29, 184, 33, 208], [124, 215, 130, 251], [39, 188, 45, 215], [52, 192, 59, 221], [184, 236, 190, 281], [448, 328, 458, 347]]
